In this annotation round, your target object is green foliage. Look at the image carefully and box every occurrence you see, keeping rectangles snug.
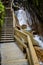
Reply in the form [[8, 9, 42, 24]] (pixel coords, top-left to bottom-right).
[[0, 1, 5, 27]]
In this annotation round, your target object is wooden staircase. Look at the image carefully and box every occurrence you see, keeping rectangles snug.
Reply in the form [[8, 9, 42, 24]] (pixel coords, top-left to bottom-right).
[[0, 0, 14, 42], [1, 18, 14, 42]]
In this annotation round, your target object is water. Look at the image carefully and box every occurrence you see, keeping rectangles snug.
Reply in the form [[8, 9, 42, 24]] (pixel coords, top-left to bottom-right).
[[15, 8, 32, 26], [34, 35, 43, 48]]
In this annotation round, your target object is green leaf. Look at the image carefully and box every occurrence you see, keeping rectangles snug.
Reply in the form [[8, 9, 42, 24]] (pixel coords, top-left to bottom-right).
[[0, 2, 5, 13], [0, 2, 5, 27]]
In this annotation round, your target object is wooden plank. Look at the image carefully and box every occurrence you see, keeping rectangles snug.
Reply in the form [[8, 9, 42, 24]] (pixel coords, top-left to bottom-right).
[[23, 30, 39, 46], [14, 33, 27, 43], [14, 28, 27, 41], [22, 30, 33, 37], [1, 43, 26, 65], [14, 35, 27, 49], [14, 28, 39, 65], [14, 35, 32, 65], [26, 48, 32, 65], [14, 28, 39, 46], [27, 36, 39, 65], [2, 59, 27, 63]]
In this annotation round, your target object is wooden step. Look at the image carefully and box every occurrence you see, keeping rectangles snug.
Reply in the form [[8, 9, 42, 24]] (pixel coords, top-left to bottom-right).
[[0, 39, 14, 43], [6, 24, 13, 26], [1, 31, 13, 35], [1, 35, 13, 38], [1, 1, 14, 42], [1, 33, 13, 35], [2, 59, 28, 65], [1, 30, 13, 32], [0, 37, 13, 39], [2, 28, 13, 30]]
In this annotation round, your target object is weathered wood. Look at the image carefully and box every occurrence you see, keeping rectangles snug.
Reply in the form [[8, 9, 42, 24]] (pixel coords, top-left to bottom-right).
[[1, 43, 27, 65], [14, 35, 27, 49], [14, 28, 27, 41], [22, 29, 33, 37], [26, 48, 32, 65], [14, 28, 39, 46], [2, 59, 27, 63], [23, 30, 39, 46], [14, 35, 33, 65], [14, 28, 39, 65], [27, 36, 39, 65]]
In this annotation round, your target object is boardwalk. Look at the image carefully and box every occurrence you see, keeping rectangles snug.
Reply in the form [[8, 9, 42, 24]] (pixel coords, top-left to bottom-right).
[[0, 42, 28, 65]]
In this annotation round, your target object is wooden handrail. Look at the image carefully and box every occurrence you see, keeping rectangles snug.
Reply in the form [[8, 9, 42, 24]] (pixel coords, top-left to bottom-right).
[[14, 35, 27, 49], [27, 36, 39, 65], [22, 30, 39, 46], [14, 28, 39, 46], [14, 28, 40, 65], [14, 28, 27, 41]]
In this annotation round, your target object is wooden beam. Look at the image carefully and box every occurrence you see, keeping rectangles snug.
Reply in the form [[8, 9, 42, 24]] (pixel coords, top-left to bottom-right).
[[26, 48, 32, 65], [14, 35, 34, 65], [14, 28, 39, 65], [23, 30, 39, 46], [27, 36, 39, 65], [14, 28, 27, 41], [2, 59, 27, 63], [14, 28, 39, 46], [14, 35, 27, 49]]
